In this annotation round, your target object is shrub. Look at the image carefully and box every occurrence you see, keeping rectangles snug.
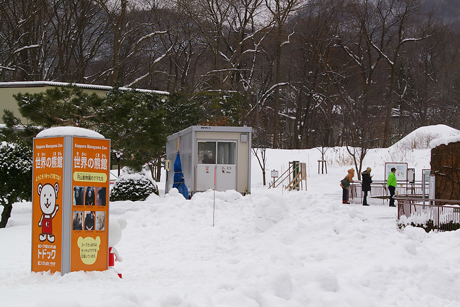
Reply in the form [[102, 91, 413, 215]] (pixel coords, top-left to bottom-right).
[[326, 147, 354, 167], [110, 173, 158, 201], [0, 141, 33, 228], [398, 219, 460, 233]]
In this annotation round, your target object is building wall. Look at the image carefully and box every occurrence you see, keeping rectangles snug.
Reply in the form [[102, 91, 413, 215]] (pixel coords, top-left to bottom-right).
[[165, 127, 194, 194], [431, 141, 460, 202], [195, 131, 250, 193], [0, 84, 106, 124], [0, 81, 168, 125]]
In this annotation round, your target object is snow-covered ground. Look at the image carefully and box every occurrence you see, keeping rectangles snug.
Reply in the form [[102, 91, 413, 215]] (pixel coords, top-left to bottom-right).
[[2, 124, 460, 307]]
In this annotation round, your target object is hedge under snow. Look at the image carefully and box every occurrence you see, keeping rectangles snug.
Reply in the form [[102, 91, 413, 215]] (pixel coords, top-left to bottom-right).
[[110, 173, 158, 202]]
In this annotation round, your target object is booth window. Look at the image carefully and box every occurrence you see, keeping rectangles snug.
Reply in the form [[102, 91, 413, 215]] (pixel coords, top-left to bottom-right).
[[198, 142, 216, 164], [217, 142, 236, 164], [198, 141, 236, 165]]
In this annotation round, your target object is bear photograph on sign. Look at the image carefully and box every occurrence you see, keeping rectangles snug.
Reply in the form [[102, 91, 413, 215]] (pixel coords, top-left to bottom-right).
[[96, 212, 106, 231], [73, 186, 84, 205], [85, 186, 95, 206], [73, 211, 83, 230], [84, 211, 95, 231], [96, 187, 106, 206]]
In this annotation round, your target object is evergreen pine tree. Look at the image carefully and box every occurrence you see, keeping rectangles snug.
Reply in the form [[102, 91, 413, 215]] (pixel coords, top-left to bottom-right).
[[0, 142, 32, 228]]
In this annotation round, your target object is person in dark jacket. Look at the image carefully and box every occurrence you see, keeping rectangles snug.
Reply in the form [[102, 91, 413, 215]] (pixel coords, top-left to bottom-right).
[[361, 167, 373, 206]]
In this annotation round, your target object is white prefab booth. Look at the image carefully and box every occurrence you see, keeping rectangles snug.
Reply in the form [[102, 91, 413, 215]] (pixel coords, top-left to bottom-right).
[[165, 126, 252, 196]]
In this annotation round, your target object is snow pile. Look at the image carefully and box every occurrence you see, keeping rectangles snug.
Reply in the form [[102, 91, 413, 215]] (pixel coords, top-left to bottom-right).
[[3, 125, 460, 306], [430, 135, 460, 148], [36, 126, 105, 139], [385, 124, 460, 165], [390, 124, 460, 150]]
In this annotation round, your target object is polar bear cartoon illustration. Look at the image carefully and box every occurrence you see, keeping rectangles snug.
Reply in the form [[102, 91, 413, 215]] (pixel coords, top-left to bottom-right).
[[38, 183, 59, 243]]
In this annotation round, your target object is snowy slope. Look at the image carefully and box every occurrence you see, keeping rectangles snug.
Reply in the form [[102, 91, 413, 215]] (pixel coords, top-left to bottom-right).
[[390, 124, 460, 151]]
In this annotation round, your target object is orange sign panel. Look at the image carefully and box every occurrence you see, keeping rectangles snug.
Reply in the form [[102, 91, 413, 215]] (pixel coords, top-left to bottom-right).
[[70, 137, 110, 272], [32, 137, 64, 273]]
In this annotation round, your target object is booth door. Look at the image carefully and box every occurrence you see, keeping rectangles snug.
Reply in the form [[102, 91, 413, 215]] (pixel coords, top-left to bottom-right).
[[196, 141, 237, 191]]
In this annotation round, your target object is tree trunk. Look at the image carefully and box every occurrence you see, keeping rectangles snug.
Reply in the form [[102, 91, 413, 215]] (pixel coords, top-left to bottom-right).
[[156, 154, 162, 182], [0, 204, 13, 228], [273, 27, 282, 148], [383, 65, 396, 147]]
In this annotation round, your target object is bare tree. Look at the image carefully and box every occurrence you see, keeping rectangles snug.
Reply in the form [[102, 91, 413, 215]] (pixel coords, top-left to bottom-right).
[[0, 0, 51, 80], [252, 147, 267, 185], [219, 0, 273, 91], [95, 0, 174, 87], [286, 0, 344, 149], [265, 0, 303, 148], [47, 0, 109, 82], [159, 4, 208, 92], [177, 0, 234, 89], [401, 10, 460, 130], [367, 0, 424, 147], [333, 0, 387, 175]]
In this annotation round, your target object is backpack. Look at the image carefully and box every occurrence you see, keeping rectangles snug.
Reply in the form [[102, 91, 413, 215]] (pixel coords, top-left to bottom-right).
[[340, 178, 350, 188]]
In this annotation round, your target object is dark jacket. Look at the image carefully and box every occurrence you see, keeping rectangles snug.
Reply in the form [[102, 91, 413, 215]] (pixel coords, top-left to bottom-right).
[[362, 171, 372, 192]]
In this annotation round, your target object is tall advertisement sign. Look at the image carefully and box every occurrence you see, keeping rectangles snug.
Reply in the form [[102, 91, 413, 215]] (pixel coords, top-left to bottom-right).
[[32, 137, 64, 273], [71, 137, 110, 272], [32, 132, 110, 275]]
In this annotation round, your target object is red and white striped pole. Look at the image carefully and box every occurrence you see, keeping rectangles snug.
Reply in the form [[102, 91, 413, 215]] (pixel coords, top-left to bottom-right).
[[213, 166, 216, 227]]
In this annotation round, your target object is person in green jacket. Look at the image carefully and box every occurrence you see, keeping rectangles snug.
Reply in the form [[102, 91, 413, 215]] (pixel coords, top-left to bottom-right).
[[387, 167, 397, 207]]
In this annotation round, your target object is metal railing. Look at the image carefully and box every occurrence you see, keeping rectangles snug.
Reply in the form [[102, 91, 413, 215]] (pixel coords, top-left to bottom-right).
[[269, 167, 291, 189], [395, 195, 460, 232], [349, 180, 430, 204], [269, 162, 306, 191]]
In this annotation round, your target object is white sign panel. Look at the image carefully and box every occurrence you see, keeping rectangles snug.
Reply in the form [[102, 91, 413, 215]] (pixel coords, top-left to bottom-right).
[[385, 162, 408, 182]]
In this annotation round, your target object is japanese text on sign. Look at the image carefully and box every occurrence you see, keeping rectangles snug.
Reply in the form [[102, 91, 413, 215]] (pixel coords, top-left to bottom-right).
[[77, 236, 101, 265], [73, 172, 107, 183], [35, 152, 63, 169], [74, 152, 108, 170], [37, 244, 57, 266], [35, 173, 61, 182]]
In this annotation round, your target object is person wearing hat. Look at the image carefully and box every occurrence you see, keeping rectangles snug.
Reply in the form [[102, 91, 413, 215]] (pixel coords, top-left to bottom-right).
[[387, 167, 397, 207], [340, 168, 355, 204], [361, 167, 373, 206]]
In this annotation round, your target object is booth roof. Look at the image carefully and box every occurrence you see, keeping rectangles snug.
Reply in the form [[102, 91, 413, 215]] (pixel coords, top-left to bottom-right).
[[167, 125, 252, 140]]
